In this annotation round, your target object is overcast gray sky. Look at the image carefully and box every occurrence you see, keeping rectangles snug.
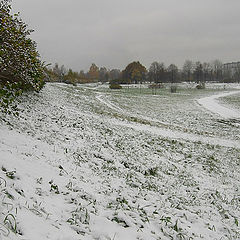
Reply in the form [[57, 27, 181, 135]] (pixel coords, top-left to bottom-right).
[[12, 0, 240, 71]]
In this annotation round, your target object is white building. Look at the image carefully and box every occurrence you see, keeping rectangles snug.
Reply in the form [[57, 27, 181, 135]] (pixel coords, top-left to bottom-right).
[[223, 61, 240, 77]]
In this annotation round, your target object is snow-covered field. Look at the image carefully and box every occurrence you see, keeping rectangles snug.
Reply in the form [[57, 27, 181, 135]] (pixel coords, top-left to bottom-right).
[[0, 83, 240, 240]]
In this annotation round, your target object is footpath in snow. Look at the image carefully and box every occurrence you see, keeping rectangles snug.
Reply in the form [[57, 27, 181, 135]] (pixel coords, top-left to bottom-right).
[[197, 90, 240, 119], [94, 88, 240, 149]]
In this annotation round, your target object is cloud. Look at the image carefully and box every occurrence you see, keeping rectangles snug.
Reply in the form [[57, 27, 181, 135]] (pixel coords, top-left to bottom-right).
[[12, 0, 240, 70]]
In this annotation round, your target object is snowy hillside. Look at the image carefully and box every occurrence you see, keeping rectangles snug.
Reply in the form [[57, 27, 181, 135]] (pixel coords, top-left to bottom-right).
[[0, 83, 240, 239]]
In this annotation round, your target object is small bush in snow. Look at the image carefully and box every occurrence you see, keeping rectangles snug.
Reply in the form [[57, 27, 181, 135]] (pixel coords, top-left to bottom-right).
[[109, 83, 122, 89], [170, 85, 177, 93]]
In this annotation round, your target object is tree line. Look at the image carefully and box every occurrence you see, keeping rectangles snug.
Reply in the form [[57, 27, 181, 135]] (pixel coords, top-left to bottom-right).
[[46, 63, 121, 85], [46, 59, 240, 86]]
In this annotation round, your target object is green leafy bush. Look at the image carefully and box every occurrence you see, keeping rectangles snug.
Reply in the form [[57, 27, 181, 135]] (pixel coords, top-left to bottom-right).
[[0, 0, 45, 113]]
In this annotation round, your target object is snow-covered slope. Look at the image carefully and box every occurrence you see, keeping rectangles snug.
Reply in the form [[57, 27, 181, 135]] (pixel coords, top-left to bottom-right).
[[0, 83, 239, 239]]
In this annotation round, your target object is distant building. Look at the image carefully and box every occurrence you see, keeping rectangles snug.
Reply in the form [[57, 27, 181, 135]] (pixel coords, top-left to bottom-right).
[[223, 61, 240, 77]]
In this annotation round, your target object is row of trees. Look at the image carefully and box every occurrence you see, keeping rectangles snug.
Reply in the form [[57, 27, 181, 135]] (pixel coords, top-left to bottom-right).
[[46, 63, 121, 85], [148, 59, 239, 84], [182, 60, 229, 83], [122, 59, 240, 84], [47, 59, 240, 86]]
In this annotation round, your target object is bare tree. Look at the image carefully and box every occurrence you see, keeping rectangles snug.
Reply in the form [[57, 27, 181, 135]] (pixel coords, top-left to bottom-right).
[[99, 67, 108, 82], [167, 64, 178, 83], [202, 62, 211, 82], [211, 59, 223, 82], [194, 61, 203, 84], [148, 62, 166, 83], [182, 60, 194, 82], [109, 69, 121, 81]]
